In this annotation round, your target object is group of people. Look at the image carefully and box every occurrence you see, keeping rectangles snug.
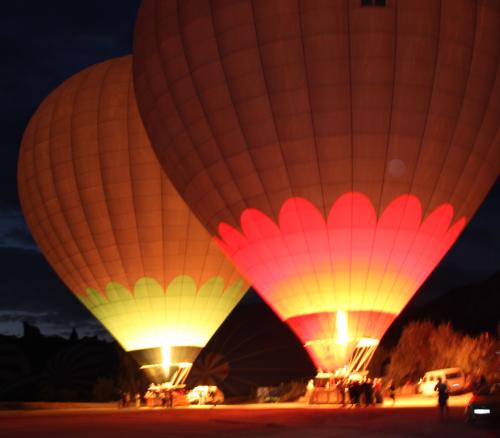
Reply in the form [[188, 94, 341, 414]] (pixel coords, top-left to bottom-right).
[[119, 385, 181, 408], [306, 377, 386, 406], [119, 391, 142, 408], [345, 378, 385, 407]]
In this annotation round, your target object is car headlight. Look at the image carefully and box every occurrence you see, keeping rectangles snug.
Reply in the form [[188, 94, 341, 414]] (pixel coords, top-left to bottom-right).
[[473, 408, 490, 415]]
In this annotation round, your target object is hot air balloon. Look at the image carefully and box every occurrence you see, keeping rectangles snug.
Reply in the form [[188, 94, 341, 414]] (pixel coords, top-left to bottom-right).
[[17, 56, 248, 381], [132, 0, 500, 372]]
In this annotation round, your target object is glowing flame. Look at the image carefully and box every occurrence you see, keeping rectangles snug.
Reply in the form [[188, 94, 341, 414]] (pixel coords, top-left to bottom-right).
[[336, 310, 348, 345]]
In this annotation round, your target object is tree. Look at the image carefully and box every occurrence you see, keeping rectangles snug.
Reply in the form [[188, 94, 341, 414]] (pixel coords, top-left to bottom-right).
[[387, 321, 498, 386], [454, 333, 497, 380], [427, 323, 461, 370], [387, 321, 435, 385]]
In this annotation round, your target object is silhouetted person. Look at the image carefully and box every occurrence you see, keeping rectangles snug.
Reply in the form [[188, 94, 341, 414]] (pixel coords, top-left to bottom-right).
[[434, 377, 450, 420], [349, 381, 361, 407], [120, 391, 130, 408], [336, 380, 345, 405], [389, 382, 396, 405], [165, 390, 173, 408], [348, 382, 354, 406], [363, 379, 373, 406], [373, 379, 383, 404]]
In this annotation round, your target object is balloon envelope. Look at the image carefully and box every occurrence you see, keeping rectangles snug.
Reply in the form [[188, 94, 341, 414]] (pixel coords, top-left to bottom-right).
[[133, 0, 500, 370], [17, 56, 248, 374]]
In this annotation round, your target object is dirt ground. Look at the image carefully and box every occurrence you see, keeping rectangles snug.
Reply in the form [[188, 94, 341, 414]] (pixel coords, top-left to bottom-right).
[[0, 394, 496, 438]]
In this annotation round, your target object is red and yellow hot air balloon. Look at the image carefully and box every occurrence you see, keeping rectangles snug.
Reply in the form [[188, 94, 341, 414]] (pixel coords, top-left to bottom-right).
[[17, 56, 248, 380], [133, 0, 500, 371]]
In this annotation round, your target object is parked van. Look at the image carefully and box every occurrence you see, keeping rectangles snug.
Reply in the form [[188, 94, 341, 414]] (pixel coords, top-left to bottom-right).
[[418, 368, 466, 396]]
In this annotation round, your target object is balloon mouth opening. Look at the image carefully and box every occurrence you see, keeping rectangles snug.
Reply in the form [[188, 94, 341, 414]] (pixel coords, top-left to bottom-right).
[[130, 346, 202, 384], [304, 337, 379, 347], [304, 336, 381, 373], [305, 339, 352, 346], [356, 338, 379, 348]]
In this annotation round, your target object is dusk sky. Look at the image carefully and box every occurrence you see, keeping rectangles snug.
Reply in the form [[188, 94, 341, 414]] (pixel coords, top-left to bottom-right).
[[1, 0, 498, 339]]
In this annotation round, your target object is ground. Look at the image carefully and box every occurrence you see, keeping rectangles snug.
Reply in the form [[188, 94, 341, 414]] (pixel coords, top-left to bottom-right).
[[0, 394, 496, 438]]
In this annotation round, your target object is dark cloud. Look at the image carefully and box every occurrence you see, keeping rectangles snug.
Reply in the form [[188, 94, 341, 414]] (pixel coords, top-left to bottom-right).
[[0, 203, 39, 252], [0, 309, 111, 339], [0, 300, 112, 339], [0, 245, 98, 335]]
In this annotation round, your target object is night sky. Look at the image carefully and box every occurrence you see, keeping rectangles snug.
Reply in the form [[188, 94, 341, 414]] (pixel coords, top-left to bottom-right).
[[1, 1, 498, 338]]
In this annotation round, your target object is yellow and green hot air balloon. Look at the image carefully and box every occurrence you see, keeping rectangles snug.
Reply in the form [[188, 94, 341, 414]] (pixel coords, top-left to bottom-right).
[[17, 56, 248, 381]]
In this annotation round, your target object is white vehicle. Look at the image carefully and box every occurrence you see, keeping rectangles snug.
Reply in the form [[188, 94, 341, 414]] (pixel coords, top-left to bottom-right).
[[186, 385, 224, 405], [418, 368, 466, 396]]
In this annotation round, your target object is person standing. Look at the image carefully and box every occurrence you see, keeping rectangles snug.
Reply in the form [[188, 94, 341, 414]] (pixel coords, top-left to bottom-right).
[[434, 377, 450, 419], [389, 382, 396, 405], [363, 379, 374, 407], [166, 390, 173, 408], [373, 378, 383, 404], [336, 380, 345, 405], [119, 390, 127, 408], [348, 381, 356, 407], [160, 390, 167, 408], [351, 381, 361, 407]]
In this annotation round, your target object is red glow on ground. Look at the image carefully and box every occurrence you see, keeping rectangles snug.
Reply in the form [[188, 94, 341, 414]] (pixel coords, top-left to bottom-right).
[[215, 193, 465, 370]]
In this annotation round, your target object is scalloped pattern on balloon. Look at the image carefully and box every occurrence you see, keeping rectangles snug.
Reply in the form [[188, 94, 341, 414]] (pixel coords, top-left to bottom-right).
[[215, 192, 465, 370], [77, 275, 246, 352]]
